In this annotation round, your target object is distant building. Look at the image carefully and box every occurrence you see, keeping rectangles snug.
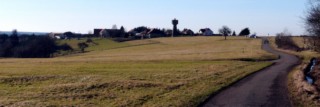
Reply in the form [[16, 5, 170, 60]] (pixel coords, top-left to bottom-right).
[[250, 34, 257, 38], [165, 29, 173, 36], [48, 32, 66, 39], [147, 28, 166, 38], [131, 28, 166, 39], [93, 29, 125, 38], [199, 28, 214, 36], [93, 29, 102, 37], [135, 30, 149, 39], [181, 29, 194, 36]]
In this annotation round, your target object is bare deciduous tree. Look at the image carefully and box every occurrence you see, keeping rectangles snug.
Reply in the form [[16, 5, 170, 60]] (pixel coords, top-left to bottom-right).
[[305, 0, 320, 51], [275, 30, 300, 51], [219, 26, 232, 40], [306, 0, 320, 35]]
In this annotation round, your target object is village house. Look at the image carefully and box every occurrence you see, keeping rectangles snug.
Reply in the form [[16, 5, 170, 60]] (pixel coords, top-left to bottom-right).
[[249, 33, 257, 38], [165, 29, 173, 36], [181, 29, 194, 36], [147, 28, 166, 38], [199, 28, 214, 36], [129, 28, 166, 39], [93, 29, 125, 38], [48, 32, 66, 39]]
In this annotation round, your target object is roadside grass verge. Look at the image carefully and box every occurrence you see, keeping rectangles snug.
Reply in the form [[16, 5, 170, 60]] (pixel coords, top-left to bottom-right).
[[287, 65, 319, 107], [268, 37, 320, 62], [269, 37, 320, 107]]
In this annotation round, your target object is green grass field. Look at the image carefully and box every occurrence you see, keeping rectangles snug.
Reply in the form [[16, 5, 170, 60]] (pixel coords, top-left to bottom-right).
[[0, 36, 275, 106]]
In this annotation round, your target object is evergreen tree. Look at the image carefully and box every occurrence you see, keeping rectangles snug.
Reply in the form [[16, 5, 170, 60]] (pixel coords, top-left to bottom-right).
[[120, 26, 125, 32], [239, 28, 250, 36], [10, 29, 19, 46], [232, 31, 236, 36]]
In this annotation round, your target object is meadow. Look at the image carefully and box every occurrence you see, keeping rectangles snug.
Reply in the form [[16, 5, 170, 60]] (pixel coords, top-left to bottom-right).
[[0, 36, 275, 106]]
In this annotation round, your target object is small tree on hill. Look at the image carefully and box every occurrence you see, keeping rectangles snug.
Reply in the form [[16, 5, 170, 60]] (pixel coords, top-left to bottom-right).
[[86, 38, 94, 43], [59, 43, 73, 51], [239, 28, 250, 36], [219, 26, 232, 40], [120, 26, 125, 32], [120, 26, 126, 37], [78, 42, 89, 53]]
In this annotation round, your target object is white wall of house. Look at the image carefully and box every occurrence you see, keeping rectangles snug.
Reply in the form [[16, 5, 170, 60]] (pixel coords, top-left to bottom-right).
[[203, 29, 213, 36]]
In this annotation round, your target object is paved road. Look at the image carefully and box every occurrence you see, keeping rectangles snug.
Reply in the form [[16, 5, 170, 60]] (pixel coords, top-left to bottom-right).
[[201, 38, 300, 107]]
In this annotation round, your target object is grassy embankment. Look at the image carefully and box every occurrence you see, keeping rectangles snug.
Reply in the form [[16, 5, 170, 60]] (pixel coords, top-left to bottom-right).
[[269, 37, 320, 107], [0, 36, 275, 106], [269, 37, 320, 62]]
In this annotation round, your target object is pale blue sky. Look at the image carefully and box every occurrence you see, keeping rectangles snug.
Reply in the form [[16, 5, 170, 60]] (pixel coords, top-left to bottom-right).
[[0, 0, 307, 35]]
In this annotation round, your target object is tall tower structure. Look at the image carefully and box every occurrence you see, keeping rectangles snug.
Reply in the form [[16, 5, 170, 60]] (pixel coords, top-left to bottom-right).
[[172, 18, 179, 37]]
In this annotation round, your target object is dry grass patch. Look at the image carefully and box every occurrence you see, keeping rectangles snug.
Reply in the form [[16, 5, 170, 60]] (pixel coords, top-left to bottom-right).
[[288, 65, 320, 107], [269, 37, 320, 62], [0, 75, 59, 86], [0, 61, 272, 106], [269, 36, 320, 106]]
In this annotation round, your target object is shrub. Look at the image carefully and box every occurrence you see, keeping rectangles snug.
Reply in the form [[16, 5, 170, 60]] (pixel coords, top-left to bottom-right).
[[0, 32, 70, 58], [59, 43, 73, 51], [78, 42, 89, 53], [275, 31, 300, 51]]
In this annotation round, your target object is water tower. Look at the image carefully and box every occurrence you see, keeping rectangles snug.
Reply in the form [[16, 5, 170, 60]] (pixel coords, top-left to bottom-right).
[[172, 18, 179, 37]]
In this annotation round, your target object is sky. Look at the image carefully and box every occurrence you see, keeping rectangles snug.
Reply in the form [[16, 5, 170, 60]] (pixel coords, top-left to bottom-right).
[[0, 0, 308, 35]]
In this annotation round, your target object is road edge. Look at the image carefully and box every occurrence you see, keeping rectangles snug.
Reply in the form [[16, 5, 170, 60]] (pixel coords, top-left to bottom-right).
[[197, 62, 276, 107]]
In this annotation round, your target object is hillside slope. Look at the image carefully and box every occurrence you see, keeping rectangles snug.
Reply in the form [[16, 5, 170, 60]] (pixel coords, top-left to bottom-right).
[[0, 36, 275, 106]]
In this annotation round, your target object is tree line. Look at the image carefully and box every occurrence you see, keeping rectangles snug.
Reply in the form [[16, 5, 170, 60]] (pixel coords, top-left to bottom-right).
[[127, 26, 251, 40], [0, 30, 73, 58]]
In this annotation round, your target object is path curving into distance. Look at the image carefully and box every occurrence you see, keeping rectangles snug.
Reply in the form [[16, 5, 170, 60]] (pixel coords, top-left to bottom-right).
[[201, 38, 300, 107]]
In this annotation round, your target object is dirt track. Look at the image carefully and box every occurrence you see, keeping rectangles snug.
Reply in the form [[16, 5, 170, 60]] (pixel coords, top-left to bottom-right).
[[201, 38, 300, 107]]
